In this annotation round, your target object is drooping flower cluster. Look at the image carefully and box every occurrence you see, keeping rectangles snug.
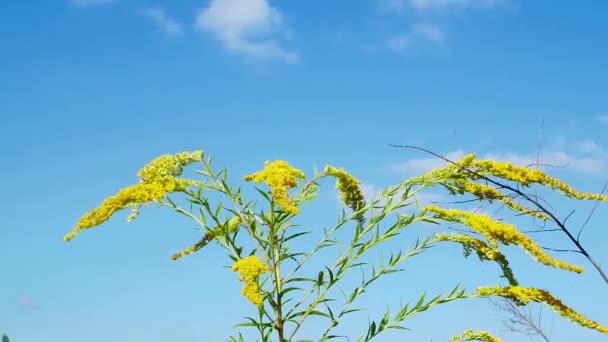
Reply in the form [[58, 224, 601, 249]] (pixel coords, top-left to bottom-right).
[[453, 180, 548, 220], [171, 216, 241, 261], [426, 205, 583, 273], [450, 329, 501, 342], [450, 154, 608, 202], [324, 166, 365, 213], [477, 286, 608, 334], [232, 255, 269, 307], [435, 233, 517, 286], [137, 151, 203, 184], [64, 151, 203, 241], [243, 160, 305, 214]]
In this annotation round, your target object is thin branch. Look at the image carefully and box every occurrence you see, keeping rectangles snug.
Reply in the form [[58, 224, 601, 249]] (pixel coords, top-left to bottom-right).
[[521, 228, 562, 234], [577, 182, 608, 242], [541, 247, 583, 254], [492, 298, 551, 342]]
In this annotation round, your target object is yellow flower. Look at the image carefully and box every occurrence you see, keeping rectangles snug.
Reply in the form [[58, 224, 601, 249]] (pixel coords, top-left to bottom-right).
[[477, 286, 608, 335], [171, 216, 241, 261], [244, 160, 305, 214], [454, 180, 548, 220], [242, 281, 264, 307], [324, 166, 365, 213], [137, 151, 203, 184], [232, 255, 269, 306], [435, 233, 517, 286], [64, 151, 203, 242], [232, 255, 269, 282], [459, 156, 608, 202], [450, 329, 501, 342], [427, 205, 583, 273]]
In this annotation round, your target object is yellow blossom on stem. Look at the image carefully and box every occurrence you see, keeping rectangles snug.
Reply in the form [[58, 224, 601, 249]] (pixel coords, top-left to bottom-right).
[[435, 233, 517, 286], [243, 160, 305, 215], [324, 166, 365, 213], [454, 180, 548, 220], [454, 155, 608, 202], [64, 151, 203, 242], [450, 329, 502, 342], [477, 286, 608, 335], [426, 205, 584, 273], [170, 216, 241, 260], [137, 151, 203, 184], [232, 255, 269, 306]]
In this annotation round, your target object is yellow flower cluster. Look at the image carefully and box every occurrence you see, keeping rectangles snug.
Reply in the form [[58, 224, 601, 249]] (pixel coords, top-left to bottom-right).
[[64, 151, 203, 242], [171, 216, 241, 260], [426, 205, 583, 273], [137, 151, 203, 184], [456, 180, 548, 220], [450, 329, 501, 342], [455, 154, 608, 202], [435, 233, 517, 285], [232, 255, 269, 306], [243, 160, 305, 215], [324, 166, 365, 212], [477, 286, 608, 334]]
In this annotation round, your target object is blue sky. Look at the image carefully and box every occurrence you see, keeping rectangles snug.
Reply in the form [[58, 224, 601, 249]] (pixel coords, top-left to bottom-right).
[[1, 0, 608, 341]]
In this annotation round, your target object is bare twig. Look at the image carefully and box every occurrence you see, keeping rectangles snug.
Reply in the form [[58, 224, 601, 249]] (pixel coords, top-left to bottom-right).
[[492, 298, 552, 342], [577, 182, 608, 242]]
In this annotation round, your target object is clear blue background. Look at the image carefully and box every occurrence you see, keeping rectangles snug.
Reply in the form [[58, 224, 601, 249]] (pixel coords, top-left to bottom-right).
[[1, 1, 607, 341]]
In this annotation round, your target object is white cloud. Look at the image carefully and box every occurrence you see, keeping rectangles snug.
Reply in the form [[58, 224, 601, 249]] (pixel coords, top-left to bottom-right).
[[195, 0, 298, 62], [70, 0, 115, 7], [379, 0, 504, 13], [412, 22, 445, 43], [386, 34, 412, 53], [385, 22, 444, 53], [388, 150, 465, 174], [141, 7, 184, 36]]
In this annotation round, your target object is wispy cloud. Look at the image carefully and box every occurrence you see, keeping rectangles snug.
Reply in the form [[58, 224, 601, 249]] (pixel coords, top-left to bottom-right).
[[412, 22, 445, 43], [378, 0, 507, 54], [385, 21, 444, 53], [379, 0, 504, 13], [70, 0, 115, 7], [140, 7, 184, 36], [195, 0, 298, 63], [409, 0, 504, 12], [386, 34, 412, 53]]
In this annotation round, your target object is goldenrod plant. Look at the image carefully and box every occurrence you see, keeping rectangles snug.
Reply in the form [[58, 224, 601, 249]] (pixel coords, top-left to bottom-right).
[[64, 149, 608, 341]]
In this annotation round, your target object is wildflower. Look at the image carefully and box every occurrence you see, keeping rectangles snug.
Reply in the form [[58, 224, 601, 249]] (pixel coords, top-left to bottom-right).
[[324, 166, 365, 213], [232, 255, 269, 306], [426, 205, 583, 273], [244, 160, 305, 214], [137, 151, 203, 184], [64, 151, 203, 242], [171, 216, 241, 261], [459, 156, 608, 202], [450, 329, 501, 342], [477, 286, 608, 334], [453, 180, 548, 220], [436, 233, 517, 286]]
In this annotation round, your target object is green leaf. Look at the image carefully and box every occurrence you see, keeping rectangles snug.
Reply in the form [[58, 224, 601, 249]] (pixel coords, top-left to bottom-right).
[[283, 231, 311, 243]]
